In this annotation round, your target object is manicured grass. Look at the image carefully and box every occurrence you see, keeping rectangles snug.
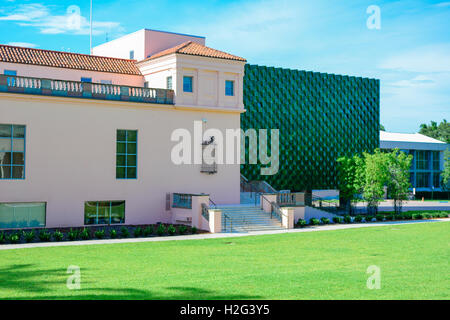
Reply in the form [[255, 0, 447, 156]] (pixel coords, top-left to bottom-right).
[[0, 222, 449, 300]]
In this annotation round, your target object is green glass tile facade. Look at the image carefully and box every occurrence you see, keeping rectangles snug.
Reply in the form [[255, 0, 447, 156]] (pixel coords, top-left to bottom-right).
[[241, 64, 380, 191]]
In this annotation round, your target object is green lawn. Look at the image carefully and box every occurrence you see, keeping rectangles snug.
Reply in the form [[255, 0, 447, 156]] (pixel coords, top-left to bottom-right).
[[0, 222, 449, 300]]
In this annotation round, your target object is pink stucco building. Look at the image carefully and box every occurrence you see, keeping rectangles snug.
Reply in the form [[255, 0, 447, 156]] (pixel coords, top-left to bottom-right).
[[0, 29, 250, 232]]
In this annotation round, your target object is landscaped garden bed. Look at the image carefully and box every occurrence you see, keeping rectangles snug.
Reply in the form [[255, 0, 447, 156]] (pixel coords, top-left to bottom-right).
[[0, 223, 204, 245], [295, 210, 449, 228]]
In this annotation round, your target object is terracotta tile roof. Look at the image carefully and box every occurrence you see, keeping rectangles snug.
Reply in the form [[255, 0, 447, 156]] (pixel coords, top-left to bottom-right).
[[0, 44, 142, 75], [142, 41, 246, 62]]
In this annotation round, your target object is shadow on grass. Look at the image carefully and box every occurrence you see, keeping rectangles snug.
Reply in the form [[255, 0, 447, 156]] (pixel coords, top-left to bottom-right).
[[0, 264, 262, 300]]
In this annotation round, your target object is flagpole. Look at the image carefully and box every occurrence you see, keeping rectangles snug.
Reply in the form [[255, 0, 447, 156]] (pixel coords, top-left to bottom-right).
[[89, 0, 93, 54]]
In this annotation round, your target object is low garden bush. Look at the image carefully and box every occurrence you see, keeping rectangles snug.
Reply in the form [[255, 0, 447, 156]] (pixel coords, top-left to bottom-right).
[[23, 231, 35, 243], [133, 227, 143, 238], [120, 227, 130, 238], [343, 216, 352, 224], [167, 225, 176, 236], [8, 232, 20, 244], [67, 229, 79, 241], [332, 216, 343, 224], [413, 213, 423, 220], [0, 232, 6, 244], [94, 229, 106, 239], [309, 218, 320, 225], [296, 219, 307, 228], [80, 228, 90, 240], [53, 230, 64, 242], [385, 215, 395, 221], [439, 212, 448, 218], [156, 224, 166, 236], [354, 215, 363, 223], [110, 229, 117, 238], [178, 225, 187, 234], [143, 226, 154, 236], [375, 214, 384, 221], [191, 227, 197, 234], [320, 217, 330, 225], [38, 230, 52, 242]]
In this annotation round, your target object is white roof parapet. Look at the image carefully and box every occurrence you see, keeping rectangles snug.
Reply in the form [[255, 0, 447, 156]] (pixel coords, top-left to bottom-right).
[[380, 131, 448, 151]]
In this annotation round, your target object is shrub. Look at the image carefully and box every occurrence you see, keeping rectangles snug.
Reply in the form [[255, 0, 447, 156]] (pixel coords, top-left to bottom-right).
[[296, 219, 307, 228], [385, 215, 395, 221], [0, 232, 6, 244], [343, 215, 352, 224], [133, 227, 143, 238], [439, 212, 448, 218], [143, 226, 154, 236], [38, 230, 52, 242], [375, 214, 384, 221], [53, 231, 64, 242], [94, 229, 105, 239], [413, 213, 423, 220], [120, 227, 130, 238], [332, 216, 343, 224], [178, 225, 187, 234], [67, 229, 79, 241], [23, 231, 35, 243], [156, 224, 166, 236], [354, 215, 363, 223], [110, 229, 117, 238], [80, 228, 90, 240], [320, 217, 330, 225], [366, 215, 375, 222], [167, 225, 176, 236], [191, 226, 197, 234], [423, 213, 431, 219], [309, 218, 320, 225], [402, 213, 413, 220], [9, 232, 20, 244]]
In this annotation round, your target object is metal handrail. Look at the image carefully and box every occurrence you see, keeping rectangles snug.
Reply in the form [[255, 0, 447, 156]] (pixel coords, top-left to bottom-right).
[[223, 213, 233, 232], [201, 203, 209, 221], [260, 193, 287, 221], [209, 198, 217, 208]]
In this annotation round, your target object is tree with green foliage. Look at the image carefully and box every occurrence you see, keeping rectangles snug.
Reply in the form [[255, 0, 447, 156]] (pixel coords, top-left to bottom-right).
[[380, 124, 386, 131], [360, 150, 387, 214], [337, 155, 362, 213], [442, 149, 450, 191], [419, 120, 450, 143], [385, 149, 413, 214]]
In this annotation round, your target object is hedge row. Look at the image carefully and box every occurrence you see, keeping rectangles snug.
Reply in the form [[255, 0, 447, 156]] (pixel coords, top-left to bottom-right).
[[296, 211, 449, 228]]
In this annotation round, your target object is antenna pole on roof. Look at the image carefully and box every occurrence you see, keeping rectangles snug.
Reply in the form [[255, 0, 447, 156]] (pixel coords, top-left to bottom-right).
[[89, 0, 93, 54]]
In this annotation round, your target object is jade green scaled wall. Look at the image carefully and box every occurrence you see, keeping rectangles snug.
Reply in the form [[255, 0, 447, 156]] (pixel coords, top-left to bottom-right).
[[241, 64, 380, 191]]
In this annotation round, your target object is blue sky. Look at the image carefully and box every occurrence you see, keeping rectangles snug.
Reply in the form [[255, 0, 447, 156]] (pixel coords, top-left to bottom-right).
[[0, 0, 449, 133]]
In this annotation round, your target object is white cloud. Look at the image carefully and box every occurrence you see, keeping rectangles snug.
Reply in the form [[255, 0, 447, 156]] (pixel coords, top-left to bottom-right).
[[435, 2, 450, 7], [7, 42, 38, 48], [0, 3, 122, 35], [379, 43, 450, 73]]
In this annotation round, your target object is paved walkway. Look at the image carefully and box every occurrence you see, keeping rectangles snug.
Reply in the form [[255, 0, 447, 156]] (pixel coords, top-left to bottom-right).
[[1, 218, 448, 251]]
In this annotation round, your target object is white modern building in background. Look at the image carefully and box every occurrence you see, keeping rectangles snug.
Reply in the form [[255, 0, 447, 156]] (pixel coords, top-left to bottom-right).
[[380, 131, 448, 193]]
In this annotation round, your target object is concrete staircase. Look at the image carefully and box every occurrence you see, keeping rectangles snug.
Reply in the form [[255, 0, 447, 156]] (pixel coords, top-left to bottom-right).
[[240, 192, 260, 205], [218, 205, 284, 233]]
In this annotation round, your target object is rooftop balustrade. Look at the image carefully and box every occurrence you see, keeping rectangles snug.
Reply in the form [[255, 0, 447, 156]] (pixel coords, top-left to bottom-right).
[[0, 74, 174, 105]]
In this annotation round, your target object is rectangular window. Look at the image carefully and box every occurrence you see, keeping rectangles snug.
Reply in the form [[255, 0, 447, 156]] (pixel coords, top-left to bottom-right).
[[84, 201, 125, 225], [415, 151, 429, 170], [100, 80, 112, 84], [0, 124, 25, 179], [433, 172, 441, 188], [4, 70, 17, 76], [225, 80, 234, 96], [183, 76, 193, 92], [432, 151, 440, 170], [416, 172, 430, 188], [81, 77, 92, 83], [116, 130, 137, 179], [0, 202, 46, 229], [129, 50, 134, 60], [144, 81, 149, 88], [167, 76, 173, 90]]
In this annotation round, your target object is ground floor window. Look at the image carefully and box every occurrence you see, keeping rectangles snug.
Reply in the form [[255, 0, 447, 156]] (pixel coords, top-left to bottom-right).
[[0, 202, 46, 229], [84, 201, 125, 225], [433, 172, 441, 188], [416, 172, 430, 188]]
